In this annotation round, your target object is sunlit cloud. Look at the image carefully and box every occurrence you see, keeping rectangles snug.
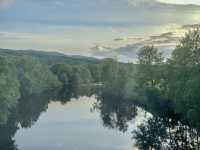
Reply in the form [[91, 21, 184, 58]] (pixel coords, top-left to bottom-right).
[[128, 0, 200, 6], [191, 11, 200, 22], [91, 23, 200, 62], [128, 0, 154, 5], [157, 0, 200, 5]]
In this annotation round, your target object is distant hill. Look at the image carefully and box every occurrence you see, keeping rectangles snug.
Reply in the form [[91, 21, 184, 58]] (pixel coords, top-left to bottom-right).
[[0, 48, 100, 65]]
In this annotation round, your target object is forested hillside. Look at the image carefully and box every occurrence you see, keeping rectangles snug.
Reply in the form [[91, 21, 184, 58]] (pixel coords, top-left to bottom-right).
[[0, 49, 101, 124], [0, 49, 100, 66]]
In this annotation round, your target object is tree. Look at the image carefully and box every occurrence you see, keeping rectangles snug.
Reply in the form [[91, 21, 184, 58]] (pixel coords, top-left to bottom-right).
[[167, 29, 200, 129], [15, 56, 60, 96], [88, 64, 102, 82], [0, 57, 20, 124], [137, 46, 163, 65], [137, 46, 164, 87], [100, 59, 134, 99], [171, 29, 200, 65], [51, 64, 73, 86]]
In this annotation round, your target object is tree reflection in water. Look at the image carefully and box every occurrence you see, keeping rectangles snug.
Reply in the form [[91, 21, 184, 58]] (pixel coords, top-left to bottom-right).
[[133, 116, 200, 150], [93, 94, 137, 132], [95, 88, 200, 150], [0, 114, 18, 150], [0, 84, 96, 150], [1, 84, 200, 150]]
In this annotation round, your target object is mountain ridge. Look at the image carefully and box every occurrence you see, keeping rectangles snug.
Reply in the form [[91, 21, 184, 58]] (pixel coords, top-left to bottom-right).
[[0, 48, 100, 65]]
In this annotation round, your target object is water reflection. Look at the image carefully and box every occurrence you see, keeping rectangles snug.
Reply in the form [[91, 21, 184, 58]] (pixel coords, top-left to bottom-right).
[[93, 94, 138, 132], [0, 114, 18, 150], [1, 86, 135, 150], [95, 88, 200, 149], [1, 85, 200, 150], [133, 117, 200, 149]]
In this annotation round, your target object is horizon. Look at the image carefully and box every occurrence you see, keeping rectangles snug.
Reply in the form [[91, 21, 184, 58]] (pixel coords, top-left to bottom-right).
[[0, 0, 200, 61]]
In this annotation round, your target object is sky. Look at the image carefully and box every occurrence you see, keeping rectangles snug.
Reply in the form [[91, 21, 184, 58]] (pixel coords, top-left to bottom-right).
[[157, 0, 200, 5], [0, 0, 200, 60]]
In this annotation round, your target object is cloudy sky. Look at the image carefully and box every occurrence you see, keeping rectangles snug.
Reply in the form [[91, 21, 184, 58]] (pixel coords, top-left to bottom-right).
[[0, 0, 200, 60]]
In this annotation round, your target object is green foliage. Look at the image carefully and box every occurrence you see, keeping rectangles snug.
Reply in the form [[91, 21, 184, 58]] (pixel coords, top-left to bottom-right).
[[72, 65, 93, 84], [52, 64, 94, 84], [15, 56, 61, 96], [51, 64, 73, 86], [133, 117, 167, 150], [137, 46, 164, 65], [171, 29, 200, 65], [88, 64, 102, 82], [166, 29, 200, 128], [100, 59, 136, 99], [0, 57, 20, 124], [0, 48, 100, 66], [137, 46, 164, 88], [0, 49, 99, 126]]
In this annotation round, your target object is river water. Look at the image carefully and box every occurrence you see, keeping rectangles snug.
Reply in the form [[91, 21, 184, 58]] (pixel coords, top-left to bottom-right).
[[13, 96, 146, 150]]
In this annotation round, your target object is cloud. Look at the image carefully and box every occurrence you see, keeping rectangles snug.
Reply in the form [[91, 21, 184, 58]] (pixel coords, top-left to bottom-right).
[[127, 0, 157, 7], [91, 44, 112, 51], [112, 30, 182, 59], [91, 23, 197, 61], [0, 0, 14, 9], [157, 0, 200, 5], [114, 37, 143, 42], [128, 0, 200, 7], [54, 1, 65, 7], [182, 24, 200, 29], [0, 31, 35, 40]]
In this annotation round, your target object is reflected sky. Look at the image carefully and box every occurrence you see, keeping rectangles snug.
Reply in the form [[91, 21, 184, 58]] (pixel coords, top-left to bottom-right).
[[14, 96, 142, 150]]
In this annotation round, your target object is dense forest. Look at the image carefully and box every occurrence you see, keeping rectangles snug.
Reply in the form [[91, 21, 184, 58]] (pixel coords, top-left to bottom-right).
[[1, 29, 200, 149]]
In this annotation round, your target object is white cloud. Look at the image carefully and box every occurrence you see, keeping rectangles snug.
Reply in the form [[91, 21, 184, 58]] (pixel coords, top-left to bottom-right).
[[128, 0, 200, 6], [157, 0, 200, 5], [127, 0, 157, 6], [54, 1, 65, 7], [91, 23, 196, 61], [0, 0, 14, 9]]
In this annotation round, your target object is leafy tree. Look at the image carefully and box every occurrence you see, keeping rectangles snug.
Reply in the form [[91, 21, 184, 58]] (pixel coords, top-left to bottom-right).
[[137, 46, 163, 65], [167, 29, 200, 129], [51, 64, 73, 86], [171, 29, 200, 65], [72, 65, 93, 84], [88, 64, 102, 82], [15, 56, 60, 96], [0, 57, 20, 124], [137, 46, 164, 87], [100, 59, 135, 99]]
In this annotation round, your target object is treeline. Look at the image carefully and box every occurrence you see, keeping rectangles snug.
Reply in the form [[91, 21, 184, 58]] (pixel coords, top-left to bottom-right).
[[0, 48, 129, 124], [0, 56, 60, 124], [135, 29, 200, 130], [0, 50, 102, 124], [98, 29, 200, 128]]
